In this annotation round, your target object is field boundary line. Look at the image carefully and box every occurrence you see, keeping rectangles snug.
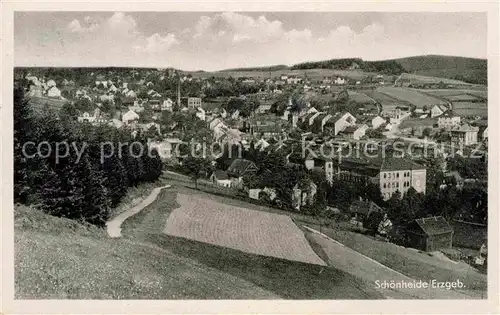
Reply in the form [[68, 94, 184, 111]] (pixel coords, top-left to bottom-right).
[[106, 184, 171, 238], [303, 225, 410, 279]]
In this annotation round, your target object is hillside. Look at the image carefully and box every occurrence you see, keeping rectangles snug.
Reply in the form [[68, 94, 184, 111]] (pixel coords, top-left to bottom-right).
[[15, 188, 384, 299], [392, 55, 487, 85]]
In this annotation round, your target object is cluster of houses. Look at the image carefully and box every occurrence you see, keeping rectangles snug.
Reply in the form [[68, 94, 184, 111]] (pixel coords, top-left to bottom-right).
[[26, 76, 63, 99]]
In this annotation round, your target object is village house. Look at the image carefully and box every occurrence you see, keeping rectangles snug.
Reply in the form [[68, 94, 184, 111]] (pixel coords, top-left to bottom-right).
[[323, 112, 356, 135], [450, 124, 479, 146], [47, 86, 62, 98], [210, 170, 232, 188], [161, 98, 174, 111], [256, 103, 272, 114], [438, 113, 461, 130], [46, 79, 57, 88], [122, 109, 140, 125], [371, 116, 386, 129], [125, 90, 137, 98], [226, 159, 258, 188], [196, 107, 206, 121], [431, 104, 449, 118], [27, 85, 43, 97], [147, 89, 162, 98], [148, 138, 183, 160], [254, 138, 270, 151], [482, 127, 488, 142], [77, 112, 95, 123], [305, 153, 335, 184], [252, 124, 284, 140], [334, 77, 346, 85], [187, 97, 202, 109], [248, 187, 277, 201], [292, 180, 317, 211], [138, 122, 161, 135], [349, 199, 384, 228], [405, 216, 453, 252], [341, 124, 369, 140]]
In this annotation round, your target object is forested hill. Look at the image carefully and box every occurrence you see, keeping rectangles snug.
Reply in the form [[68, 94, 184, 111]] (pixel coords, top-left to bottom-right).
[[290, 58, 406, 75], [390, 55, 487, 85]]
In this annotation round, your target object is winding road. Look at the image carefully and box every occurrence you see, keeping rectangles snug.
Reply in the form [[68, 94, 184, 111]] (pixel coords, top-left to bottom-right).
[[106, 184, 172, 238]]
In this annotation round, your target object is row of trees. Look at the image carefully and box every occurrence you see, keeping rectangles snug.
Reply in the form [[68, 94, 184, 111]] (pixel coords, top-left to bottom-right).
[[14, 87, 164, 226], [291, 58, 406, 75]]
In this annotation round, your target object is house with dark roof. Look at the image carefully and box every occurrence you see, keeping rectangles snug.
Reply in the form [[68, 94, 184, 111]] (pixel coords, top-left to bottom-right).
[[349, 200, 384, 227], [405, 216, 453, 251], [210, 170, 231, 188], [226, 159, 258, 188]]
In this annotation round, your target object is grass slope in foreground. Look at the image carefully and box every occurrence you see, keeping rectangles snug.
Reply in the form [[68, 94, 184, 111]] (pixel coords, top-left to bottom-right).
[[15, 188, 384, 299]]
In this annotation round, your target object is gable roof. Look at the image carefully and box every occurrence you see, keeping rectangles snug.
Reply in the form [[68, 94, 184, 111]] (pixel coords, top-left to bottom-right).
[[380, 158, 425, 172], [414, 216, 453, 235], [212, 170, 230, 180], [227, 159, 257, 177], [349, 200, 383, 216]]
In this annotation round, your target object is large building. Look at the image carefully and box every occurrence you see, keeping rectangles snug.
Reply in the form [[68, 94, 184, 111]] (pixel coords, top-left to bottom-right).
[[187, 97, 202, 109], [379, 158, 427, 200], [450, 124, 479, 146], [332, 155, 427, 201]]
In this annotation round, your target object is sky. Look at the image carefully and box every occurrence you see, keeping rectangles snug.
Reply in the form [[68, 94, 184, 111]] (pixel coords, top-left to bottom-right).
[[15, 12, 487, 71]]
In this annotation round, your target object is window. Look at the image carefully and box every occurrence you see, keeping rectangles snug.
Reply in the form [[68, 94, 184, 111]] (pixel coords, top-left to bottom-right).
[[384, 173, 387, 179], [388, 173, 392, 179], [383, 183, 386, 188], [397, 173, 400, 178], [396, 182, 399, 188]]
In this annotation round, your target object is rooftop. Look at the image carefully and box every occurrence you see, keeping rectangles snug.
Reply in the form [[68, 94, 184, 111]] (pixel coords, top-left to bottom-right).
[[380, 157, 425, 172], [414, 216, 453, 235]]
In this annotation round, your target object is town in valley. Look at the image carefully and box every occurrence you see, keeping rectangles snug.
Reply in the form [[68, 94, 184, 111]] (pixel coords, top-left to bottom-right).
[[13, 11, 489, 301]]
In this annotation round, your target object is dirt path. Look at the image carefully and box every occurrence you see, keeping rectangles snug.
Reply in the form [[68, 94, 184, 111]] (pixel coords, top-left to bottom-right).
[[305, 227, 474, 299], [106, 185, 171, 238]]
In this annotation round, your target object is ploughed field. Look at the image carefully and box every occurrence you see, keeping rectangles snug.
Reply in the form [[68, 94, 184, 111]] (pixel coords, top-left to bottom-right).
[[164, 193, 327, 266], [377, 86, 448, 108]]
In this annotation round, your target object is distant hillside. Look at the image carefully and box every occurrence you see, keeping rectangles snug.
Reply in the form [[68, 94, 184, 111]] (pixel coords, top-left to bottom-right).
[[219, 65, 289, 72], [391, 55, 487, 85], [290, 58, 406, 75]]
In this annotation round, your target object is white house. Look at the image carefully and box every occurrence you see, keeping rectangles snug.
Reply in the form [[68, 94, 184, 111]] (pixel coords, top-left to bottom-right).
[[46, 79, 57, 88], [210, 170, 232, 188], [331, 112, 357, 135], [371, 116, 386, 130], [482, 127, 488, 141], [100, 94, 114, 103], [77, 112, 95, 123], [148, 89, 162, 98], [334, 77, 346, 85], [108, 84, 118, 93], [47, 86, 61, 98], [431, 104, 448, 118], [255, 138, 270, 151], [162, 98, 174, 111], [122, 109, 140, 125], [125, 90, 137, 98], [196, 107, 206, 121], [148, 138, 183, 160], [438, 115, 461, 130], [231, 109, 240, 120], [292, 181, 317, 211]]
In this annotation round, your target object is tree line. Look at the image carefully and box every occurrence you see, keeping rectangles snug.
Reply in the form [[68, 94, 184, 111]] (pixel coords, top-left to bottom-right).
[[14, 86, 164, 226]]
